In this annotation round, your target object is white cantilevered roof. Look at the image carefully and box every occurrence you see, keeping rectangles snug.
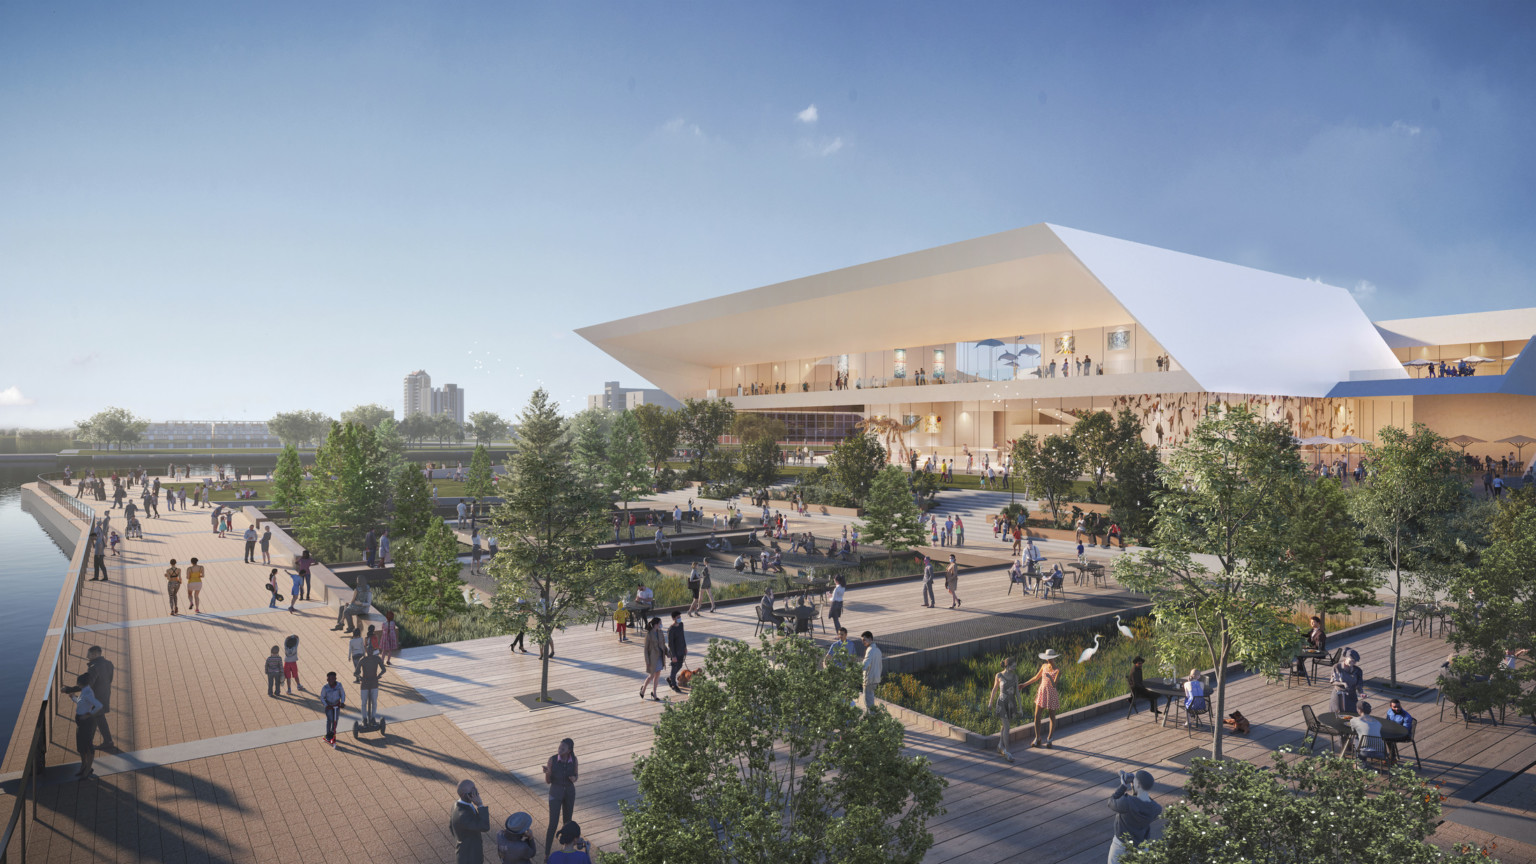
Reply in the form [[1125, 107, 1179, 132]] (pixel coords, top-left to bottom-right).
[[578, 223, 1408, 398]]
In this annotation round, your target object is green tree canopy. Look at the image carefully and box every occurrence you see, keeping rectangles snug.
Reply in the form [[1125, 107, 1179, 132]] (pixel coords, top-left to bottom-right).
[[1122, 753, 1470, 864], [465, 443, 495, 498], [488, 389, 632, 700], [270, 445, 306, 514], [383, 517, 469, 620], [860, 465, 928, 553], [465, 410, 511, 445], [389, 461, 435, 543], [268, 410, 334, 448], [607, 409, 653, 511], [1115, 406, 1309, 759], [1012, 433, 1081, 527], [678, 397, 735, 480], [613, 635, 946, 864], [75, 407, 149, 451], [1349, 423, 1468, 685], [339, 403, 395, 429], [295, 421, 391, 561], [632, 403, 681, 477], [827, 431, 888, 506]]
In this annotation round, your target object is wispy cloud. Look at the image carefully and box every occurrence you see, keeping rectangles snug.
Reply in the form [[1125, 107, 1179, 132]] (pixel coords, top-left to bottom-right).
[[663, 117, 703, 137], [0, 386, 36, 407], [796, 104, 818, 124]]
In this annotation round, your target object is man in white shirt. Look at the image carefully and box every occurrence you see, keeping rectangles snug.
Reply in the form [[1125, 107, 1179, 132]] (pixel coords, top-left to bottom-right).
[[860, 631, 883, 713]]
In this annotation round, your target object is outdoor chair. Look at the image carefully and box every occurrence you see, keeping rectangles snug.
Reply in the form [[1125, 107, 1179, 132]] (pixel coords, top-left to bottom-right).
[[1302, 704, 1341, 754], [1312, 647, 1343, 682]]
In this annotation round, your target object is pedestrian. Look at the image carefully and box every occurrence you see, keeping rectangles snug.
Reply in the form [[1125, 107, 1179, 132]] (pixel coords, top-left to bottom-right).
[[450, 779, 492, 864], [282, 634, 304, 693], [244, 525, 258, 563], [986, 655, 1021, 762], [67, 672, 104, 781], [296, 549, 315, 600], [666, 611, 687, 693], [495, 812, 537, 863], [640, 617, 666, 701], [860, 631, 883, 712], [260, 525, 272, 564], [320, 671, 345, 747], [357, 643, 385, 726], [1107, 770, 1163, 863], [164, 558, 183, 615], [829, 573, 846, 631], [1022, 649, 1062, 747], [543, 738, 580, 857], [62, 645, 115, 750], [265, 645, 284, 697], [184, 557, 205, 613], [945, 554, 961, 608], [921, 556, 935, 607], [90, 531, 108, 581], [380, 610, 400, 666]]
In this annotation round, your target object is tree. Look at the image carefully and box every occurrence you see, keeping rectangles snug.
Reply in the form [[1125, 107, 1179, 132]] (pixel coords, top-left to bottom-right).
[[1349, 424, 1467, 686], [607, 410, 652, 513], [488, 389, 632, 701], [465, 444, 494, 498], [632, 403, 681, 477], [383, 518, 468, 619], [1071, 409, 1141, 503], [268, 410, 334, 448], [568, 408, 613, 491], [861, 466, 928, 552], [390, 461, 434, 543], [612, 635, 946, 864], [1012, 433, 1081, 527], [270, 445, 306, 514], [1104, 439, 1161, 542], [340, 403, 395, 429], [827, 432, 888, 506], [1121, 753, 1473, 864], [295, 421, 391, 561], [1114, 406, 1310, 760], [75, 407, 148, 451], [677, 397, 735, 480], [1280, 478, 1373, 615], [465, 410, 511, 445], [1447, 490, 1536, 722], [737, 437, 782, 491]]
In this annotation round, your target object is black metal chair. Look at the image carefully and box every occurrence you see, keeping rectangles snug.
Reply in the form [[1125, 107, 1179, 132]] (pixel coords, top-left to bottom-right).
[[1302, 704, 1341, 754]]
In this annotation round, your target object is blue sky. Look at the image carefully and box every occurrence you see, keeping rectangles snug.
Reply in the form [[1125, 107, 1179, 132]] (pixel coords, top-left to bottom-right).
[[2, 2, 1533, 428]]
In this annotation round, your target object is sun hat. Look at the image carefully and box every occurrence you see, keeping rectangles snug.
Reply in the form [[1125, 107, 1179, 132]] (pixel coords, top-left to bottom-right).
[[504, 812, 532, 833], [1039, 649, 1061, 661]]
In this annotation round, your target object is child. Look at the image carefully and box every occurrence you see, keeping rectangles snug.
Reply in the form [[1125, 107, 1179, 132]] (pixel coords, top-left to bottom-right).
[[615, 605, 630, 643], [349, 628, 367, 683], [282, 634, 304, 694], [265, 646, 283, 697]]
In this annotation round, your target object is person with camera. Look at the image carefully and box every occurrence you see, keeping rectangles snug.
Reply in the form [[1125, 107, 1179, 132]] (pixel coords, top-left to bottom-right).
[[547, 821, 592, 864], [1107, 769, 1163, 863], [494, 811, 536, 863]]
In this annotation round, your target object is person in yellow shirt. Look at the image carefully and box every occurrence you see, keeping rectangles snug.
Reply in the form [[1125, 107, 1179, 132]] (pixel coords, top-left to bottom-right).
[[184, 557, 205, 614], [164, 559, 182, 616]]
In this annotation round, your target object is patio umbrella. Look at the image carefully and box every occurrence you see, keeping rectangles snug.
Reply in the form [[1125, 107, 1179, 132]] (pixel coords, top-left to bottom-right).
[[1496, 434, 1536, 465]]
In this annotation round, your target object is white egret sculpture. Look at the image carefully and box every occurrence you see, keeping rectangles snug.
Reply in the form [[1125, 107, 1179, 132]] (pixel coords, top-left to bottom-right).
[[1078, 634, 1102, 664], [1115, 614, 1134, 640]]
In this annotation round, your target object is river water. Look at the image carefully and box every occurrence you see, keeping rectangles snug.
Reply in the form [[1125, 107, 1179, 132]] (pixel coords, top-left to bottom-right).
[[0, 464, 74, 732]]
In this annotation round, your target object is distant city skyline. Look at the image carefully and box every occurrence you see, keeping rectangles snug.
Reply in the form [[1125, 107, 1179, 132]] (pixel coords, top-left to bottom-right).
[[3, 2, 1532, 427]]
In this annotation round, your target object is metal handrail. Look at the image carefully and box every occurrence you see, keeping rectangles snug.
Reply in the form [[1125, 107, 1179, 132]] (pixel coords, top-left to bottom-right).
[[1, 479, 96, 863]]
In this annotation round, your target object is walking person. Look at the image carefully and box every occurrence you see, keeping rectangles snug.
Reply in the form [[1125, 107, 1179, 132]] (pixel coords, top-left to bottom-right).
[[829, 573, 847, 632], [164, 558, 183, 615], [243, 525, 258, 563], [666, 611, 687, 693], [640, 618, 666, 701], [944, 554, 961, 608], [265, 645, 284, 697], [860, 631, 883, 712], [320, 671, 345, 747], [260, 525, 272, 564], [282, 634, 305, 693], [1022, 649, 1062, 747], [450, 779, 492, 864], [542, 738, 580, 858], [1107, 770, 1163, 863], [62, 646, 115, 750], [920, 556, 936, 608], [184, 557, 205, 613], [986, 656, 1021, 762]]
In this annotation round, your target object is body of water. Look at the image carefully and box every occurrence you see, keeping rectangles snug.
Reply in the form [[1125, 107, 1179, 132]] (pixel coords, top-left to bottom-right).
[[0, 464, 74, 734]]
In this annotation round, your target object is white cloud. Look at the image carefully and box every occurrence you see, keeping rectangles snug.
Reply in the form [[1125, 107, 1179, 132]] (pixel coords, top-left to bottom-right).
[[820, 137, 844, 156], [796, 104, 818, 124], [663, 117, 703, 137], [0, 386, 36, 406]]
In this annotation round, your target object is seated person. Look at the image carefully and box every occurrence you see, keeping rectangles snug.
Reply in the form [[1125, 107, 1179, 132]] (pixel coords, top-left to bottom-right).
[[634, 584, 654, 606], [1349, 701, 1386, 759]]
